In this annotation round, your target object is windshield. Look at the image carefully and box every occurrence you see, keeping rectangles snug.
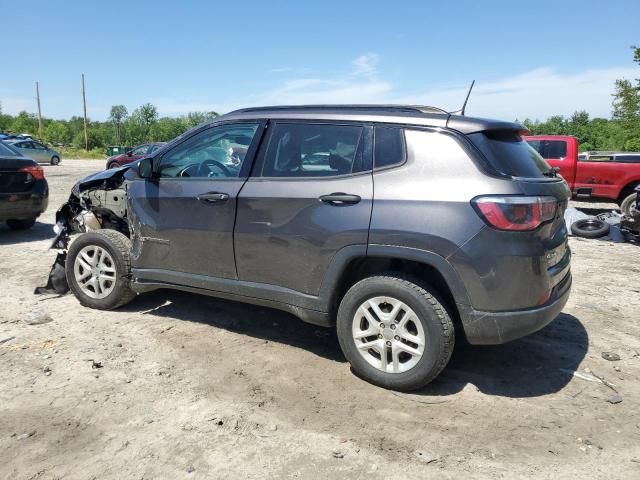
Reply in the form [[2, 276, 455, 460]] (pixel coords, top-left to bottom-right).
[[0, 141, 21, 157], [468, 130, 551, 178]]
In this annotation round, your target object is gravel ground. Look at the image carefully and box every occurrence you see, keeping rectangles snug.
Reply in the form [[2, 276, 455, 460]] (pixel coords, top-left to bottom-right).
[[1, 160, 640, 479]]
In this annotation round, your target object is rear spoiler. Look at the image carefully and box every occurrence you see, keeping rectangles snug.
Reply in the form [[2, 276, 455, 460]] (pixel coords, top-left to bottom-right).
[[446, 115, 528, 135]]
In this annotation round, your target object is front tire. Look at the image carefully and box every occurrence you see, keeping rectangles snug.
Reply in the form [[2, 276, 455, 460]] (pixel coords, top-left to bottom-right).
[[336, 274, 454, 391], [6, 218, 36, 230], [50, 156, 60, 166], [66, 229, 137, 310]]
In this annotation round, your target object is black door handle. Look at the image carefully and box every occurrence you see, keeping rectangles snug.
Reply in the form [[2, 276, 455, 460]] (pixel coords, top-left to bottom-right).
[[198, 192, 229, 204], [319, 193, 361, 206]]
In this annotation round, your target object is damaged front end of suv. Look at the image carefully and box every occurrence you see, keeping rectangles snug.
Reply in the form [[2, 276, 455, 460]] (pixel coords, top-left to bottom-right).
[[38, 166, 132, 294]]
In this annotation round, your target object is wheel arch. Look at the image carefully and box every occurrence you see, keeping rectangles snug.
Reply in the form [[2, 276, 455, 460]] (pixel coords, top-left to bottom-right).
[[617, 178, 640, 203], [318, 245, 471, 328]]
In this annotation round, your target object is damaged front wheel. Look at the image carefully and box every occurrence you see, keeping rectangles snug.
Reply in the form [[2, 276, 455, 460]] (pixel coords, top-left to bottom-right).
[[66, 229, 137, 310]]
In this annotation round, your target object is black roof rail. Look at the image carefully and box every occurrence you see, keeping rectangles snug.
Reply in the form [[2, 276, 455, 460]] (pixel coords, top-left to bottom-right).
[[227, 104, 451, 116]]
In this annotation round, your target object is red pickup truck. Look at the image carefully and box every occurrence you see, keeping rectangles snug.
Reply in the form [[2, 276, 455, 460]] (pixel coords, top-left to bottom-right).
[[524, 135, 640, 214]]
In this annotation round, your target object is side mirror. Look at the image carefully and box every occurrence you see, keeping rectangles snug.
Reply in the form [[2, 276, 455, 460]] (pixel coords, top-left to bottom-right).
[[138, 157, 154, 179], [127, 151, 133, 157]]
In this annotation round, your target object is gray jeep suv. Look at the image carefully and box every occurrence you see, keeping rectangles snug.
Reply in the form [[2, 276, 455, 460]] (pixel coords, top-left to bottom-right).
[[54, 105, 572, 391]]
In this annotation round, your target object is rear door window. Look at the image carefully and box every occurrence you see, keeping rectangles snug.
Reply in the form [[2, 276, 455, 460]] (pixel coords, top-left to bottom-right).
[[259, 123, 365, 177], [132, 145, 150, 156], [468, 130, 551, 178]]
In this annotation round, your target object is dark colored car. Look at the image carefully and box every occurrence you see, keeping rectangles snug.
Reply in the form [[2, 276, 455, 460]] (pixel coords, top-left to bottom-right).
[[106, 143, 165, 169], [52, 105, 571, 391], [0, 140, 48, 230]]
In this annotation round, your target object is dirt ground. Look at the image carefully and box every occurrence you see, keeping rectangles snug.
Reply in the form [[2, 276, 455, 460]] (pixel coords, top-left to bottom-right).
[[1, 160, 640, 479]]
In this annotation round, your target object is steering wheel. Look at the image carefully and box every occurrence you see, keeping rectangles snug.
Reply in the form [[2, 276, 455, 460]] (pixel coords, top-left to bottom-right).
[[177, 163, 199, 177], [198, 159, 231, 178]]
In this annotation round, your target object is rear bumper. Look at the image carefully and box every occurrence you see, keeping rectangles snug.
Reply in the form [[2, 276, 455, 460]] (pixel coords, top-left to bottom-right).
[[459, 271, 572, 345], [0, 181, 49, 221]]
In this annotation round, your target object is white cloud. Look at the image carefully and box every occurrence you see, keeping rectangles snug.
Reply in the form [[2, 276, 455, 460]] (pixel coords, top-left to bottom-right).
[[395, 66, 639, 120], [351, 53, 380, 78], [206, 56, 636, 121], [130, 62, 640, 119], [250, 58, 638, 120], [2, 55, 636, 121]]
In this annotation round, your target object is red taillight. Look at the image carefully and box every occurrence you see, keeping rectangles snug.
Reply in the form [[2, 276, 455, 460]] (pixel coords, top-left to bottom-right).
[[472, 196, 558, 231], [18, 165, 45, 180]]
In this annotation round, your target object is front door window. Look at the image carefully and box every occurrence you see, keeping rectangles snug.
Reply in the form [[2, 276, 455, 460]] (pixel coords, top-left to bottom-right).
[[159, 123, 259, 179]]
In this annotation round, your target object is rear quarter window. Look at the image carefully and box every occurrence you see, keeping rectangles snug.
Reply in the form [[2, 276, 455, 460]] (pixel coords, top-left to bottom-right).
[[374, 126, 406, 169], [468, 130, 550, 178]]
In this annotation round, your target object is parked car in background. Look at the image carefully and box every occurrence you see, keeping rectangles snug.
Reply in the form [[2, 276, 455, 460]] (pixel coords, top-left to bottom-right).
[[8, 139, 62, 165], [0, 140, 48, 230], [53, 105, 571, 391], [106, 143, 165, 169], [524, 135, 640, 215]]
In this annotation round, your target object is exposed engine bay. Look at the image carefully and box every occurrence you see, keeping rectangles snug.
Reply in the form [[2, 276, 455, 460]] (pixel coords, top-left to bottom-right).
[[52, 167, 131, 250], [38, 167, 132, 294]]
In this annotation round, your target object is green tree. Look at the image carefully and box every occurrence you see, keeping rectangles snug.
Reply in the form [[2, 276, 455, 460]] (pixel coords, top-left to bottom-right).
[[109, 105, 128, 144], [612, 46, 640, 150], [11, 111, 38, 136], [126, 103, 158, 144], [0, 101, 12, 131], [186, 111, 219, 128], [44, 121, 70, 145], [150, 117, 188, 142]]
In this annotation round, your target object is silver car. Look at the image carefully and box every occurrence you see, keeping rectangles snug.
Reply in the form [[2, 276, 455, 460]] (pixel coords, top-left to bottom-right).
[[9, 140, 61, 165]]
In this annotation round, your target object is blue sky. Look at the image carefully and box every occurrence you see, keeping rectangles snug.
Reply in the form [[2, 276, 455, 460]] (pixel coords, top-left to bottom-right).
[[2, 0, 639, 121]]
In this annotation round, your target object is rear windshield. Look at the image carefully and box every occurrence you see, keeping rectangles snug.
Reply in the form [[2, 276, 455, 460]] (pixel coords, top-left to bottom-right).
[[468, 130, 551, 178], [0, 141, 20, 157], [525, 139, 567, 159]]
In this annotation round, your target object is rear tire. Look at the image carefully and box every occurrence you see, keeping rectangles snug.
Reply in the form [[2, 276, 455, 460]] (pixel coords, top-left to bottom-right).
[[336, 273, 454, 391], [6, 218, 36, 230], [50, 156, 60, 166], [108, 162, 120, 169], [571, 218, 610, 238], [66, 229, 137, 310], [620, 192, 638, 216]]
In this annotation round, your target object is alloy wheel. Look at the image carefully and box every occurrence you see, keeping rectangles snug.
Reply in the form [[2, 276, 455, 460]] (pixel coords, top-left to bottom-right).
[[352, 296, 426, 374], [73, 245, 117, 299]]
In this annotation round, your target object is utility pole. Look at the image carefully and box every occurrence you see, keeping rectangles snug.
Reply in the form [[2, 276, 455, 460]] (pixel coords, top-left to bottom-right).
[[81, 73, 88, 151], [35, 81, 43, 141]]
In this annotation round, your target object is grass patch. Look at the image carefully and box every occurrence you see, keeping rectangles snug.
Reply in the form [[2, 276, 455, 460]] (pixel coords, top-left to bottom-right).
[[58, 146, 107, 160]]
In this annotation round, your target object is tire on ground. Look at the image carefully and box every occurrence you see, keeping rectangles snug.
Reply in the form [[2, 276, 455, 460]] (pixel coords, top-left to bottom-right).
[[6, 218, 36, 230], [51, 156, 60, 166], [66, 229, 137, 310], [571, 218, 610, 239], [336, 273, 454, 391]]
